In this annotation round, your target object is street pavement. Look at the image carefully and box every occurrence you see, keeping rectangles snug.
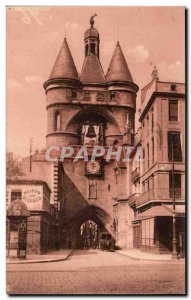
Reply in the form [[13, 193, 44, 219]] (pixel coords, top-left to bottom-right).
[[7, 249, 185, 295]]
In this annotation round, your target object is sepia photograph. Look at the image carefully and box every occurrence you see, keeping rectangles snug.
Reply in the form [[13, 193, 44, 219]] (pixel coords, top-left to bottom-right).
[[6, 6, 186, 295]]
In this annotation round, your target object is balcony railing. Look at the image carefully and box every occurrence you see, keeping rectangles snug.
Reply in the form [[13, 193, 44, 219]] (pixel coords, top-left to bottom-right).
[[135, 188, 184, 207], [128, 193, 141, 205], [169, 188, 181, 199], [131, 167, 140, 182]]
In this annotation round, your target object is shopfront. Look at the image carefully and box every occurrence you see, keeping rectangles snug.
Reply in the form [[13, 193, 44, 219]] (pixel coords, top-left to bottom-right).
[[133, 204, 185, 255], [7, 180, 59, 255]]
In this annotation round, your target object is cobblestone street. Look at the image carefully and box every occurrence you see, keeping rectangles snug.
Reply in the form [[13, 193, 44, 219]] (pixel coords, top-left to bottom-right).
[[7, 250, 185, 294]]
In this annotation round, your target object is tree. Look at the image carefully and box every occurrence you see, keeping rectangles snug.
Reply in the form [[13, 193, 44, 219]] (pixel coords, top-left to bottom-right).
[[6, 152, 24, 180]]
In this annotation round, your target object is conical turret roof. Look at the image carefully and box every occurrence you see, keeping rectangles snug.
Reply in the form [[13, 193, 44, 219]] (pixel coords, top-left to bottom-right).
[[49, 38, 78, 80], [80, 55, 106, 84], [106, 42, 133, 83]]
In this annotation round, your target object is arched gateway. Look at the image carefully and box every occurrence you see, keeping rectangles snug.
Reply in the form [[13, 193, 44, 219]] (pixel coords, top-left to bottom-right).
[[66, 205, 110, 249], [43, 17, 138, 250]]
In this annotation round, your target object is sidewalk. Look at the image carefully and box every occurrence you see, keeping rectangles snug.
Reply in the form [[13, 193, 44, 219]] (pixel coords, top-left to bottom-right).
[[7, 249, 73, 264], [116, 249, 184, 262]]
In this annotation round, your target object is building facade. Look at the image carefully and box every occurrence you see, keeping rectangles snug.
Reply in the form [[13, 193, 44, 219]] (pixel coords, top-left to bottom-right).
[[7, 179, 59, 255], [43, 17, 139, 249], [6, 154, 62, 255], [126, 68, 185, 254]]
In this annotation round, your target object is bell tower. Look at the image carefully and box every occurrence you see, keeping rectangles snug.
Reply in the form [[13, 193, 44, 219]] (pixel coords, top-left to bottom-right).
[[43, 17, 139, 249], [84, 14, 99, 58]]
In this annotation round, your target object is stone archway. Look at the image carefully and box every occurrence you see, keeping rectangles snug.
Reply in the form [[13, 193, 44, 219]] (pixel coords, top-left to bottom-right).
[[65, 205, 111, 249], [66, 107, 121, 132]]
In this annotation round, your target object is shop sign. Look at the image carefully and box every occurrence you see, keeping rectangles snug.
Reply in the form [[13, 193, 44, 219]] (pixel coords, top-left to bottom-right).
[[22, 187, 43, 210]]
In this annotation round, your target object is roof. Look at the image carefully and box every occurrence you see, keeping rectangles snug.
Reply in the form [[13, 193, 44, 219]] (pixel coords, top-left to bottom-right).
[[139, 90, 185, 123], [49, 38, 79, 80], [106, 42, 133, 83], [80, 55, 106, 84], [84, 27, 99, 39]]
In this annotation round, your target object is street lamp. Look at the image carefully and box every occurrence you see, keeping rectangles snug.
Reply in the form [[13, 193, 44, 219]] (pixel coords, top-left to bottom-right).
[[171, 139, 178, 260]]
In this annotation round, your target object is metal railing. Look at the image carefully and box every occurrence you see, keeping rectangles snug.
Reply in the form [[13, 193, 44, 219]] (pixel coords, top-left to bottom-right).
[[135, 188, 184, 207], [128, 193, 141, 205], [131, 167, 140, 182]]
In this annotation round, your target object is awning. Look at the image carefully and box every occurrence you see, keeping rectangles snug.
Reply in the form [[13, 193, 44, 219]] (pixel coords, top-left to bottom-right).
[[164, 204, 185, 216], [137, 204, 185, 220]]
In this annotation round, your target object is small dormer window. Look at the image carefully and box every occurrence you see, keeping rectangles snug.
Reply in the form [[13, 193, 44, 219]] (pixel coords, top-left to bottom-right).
[[171, 84, 176, 91]]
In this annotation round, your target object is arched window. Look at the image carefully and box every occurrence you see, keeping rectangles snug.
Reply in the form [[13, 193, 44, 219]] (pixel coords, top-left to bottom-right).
[[54, 111, 61, 131], [90, 43, 96, 55]]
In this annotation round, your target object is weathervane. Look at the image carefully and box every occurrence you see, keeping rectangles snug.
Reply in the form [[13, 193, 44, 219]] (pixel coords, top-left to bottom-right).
[[90, 14, 97, 27]]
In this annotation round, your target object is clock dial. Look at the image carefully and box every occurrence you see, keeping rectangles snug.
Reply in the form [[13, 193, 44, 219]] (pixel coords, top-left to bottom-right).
[[87, 161, 100, 174]]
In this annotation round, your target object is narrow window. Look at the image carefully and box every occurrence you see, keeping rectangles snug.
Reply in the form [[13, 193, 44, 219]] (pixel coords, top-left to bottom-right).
[[147, 143, 149, 168], [55, 111, 61, 131], [169, 100, 178, 121], [169, 172, 181, 198], [168, 132, 182, 162], [152, 137, 154, 164], [90, 43, 96, 55], [142, 148, 145, 172], [151, 112, 154, 132]]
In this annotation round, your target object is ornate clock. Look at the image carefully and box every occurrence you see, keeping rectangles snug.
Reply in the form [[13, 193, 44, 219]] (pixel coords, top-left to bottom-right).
[[86, 160, 102, 176]]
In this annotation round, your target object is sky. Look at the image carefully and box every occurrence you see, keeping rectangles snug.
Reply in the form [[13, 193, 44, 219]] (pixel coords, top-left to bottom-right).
[[6, 6, 185, 157]]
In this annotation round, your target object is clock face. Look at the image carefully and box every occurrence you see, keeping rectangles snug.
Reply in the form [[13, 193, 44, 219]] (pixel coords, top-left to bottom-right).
[[86, 160, 101, 174]]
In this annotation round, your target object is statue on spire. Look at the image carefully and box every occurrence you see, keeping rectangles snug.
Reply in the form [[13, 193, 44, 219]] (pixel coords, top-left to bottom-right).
[[90, 14, 97, 27]]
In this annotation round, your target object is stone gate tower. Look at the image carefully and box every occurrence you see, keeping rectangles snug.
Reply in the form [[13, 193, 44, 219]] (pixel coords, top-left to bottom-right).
[[43, 17, 139, 248]]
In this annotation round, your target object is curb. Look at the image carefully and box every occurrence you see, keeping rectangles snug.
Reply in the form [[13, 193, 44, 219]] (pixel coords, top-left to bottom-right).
[[116, 251, 139, 261], [7, 250, 73, 265], [115, 251, 183, 262]]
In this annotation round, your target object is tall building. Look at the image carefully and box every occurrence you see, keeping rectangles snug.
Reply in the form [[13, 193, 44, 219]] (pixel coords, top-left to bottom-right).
[[128, 67, 185, 254], [43, 16, 139, 248]]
